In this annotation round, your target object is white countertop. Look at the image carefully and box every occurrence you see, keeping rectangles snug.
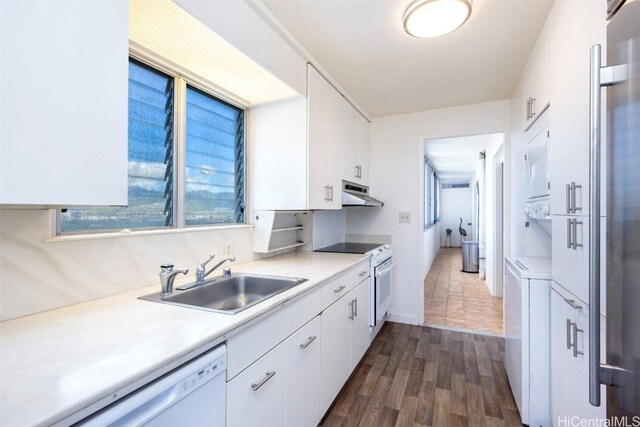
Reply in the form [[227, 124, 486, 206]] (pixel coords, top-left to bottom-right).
[[0, 251, 368, 427]]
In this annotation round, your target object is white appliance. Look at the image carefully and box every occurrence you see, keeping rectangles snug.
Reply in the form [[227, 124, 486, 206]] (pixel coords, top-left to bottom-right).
[[370, 245, 394, 337], [526, 123, 550, 201], [504, 257, 551, 426], [79, 345, 226, 426]]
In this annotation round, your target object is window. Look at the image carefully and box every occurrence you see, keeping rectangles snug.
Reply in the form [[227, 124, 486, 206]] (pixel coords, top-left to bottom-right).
[[59, 58, 245, 234], [424, 156, 439, 229]]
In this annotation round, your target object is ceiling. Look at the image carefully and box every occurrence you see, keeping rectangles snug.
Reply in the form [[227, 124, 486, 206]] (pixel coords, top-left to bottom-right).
[[424, 133, 502, 183], [261, 0, 553, 117]]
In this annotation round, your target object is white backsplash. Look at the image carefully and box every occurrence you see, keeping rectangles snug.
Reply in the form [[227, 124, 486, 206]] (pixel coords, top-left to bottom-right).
[[0, 209, 259, 321]]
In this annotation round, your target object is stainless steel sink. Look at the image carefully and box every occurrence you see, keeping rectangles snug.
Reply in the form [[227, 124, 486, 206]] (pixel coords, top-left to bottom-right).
[[139, 273, 308, 314]]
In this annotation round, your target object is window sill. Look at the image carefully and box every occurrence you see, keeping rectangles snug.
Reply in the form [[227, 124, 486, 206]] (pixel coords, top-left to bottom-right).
[[44, 224, 254, 243]]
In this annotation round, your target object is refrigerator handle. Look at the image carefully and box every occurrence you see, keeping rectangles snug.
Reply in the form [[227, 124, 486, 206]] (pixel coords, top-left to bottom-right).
[[588, 44, 602, 407]]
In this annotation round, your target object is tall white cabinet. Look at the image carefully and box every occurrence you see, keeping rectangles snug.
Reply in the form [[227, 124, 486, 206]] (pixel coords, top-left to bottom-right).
[[251, 65, 371, 211], [0, 0, 128, 206]]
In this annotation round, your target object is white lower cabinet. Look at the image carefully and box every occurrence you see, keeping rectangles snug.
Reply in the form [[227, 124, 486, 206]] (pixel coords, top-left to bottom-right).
[[226, 263, 372, 426], [550, 285, 606, 425], [227, 340, 287, 427], [319, 279, 370, 415], [227, 316, 321, 427], [286, 317, 321, 427]]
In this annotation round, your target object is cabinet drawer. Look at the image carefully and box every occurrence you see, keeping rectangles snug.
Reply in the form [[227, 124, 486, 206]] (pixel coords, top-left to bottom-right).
[[318, 259, 369, 308], [227, 341, 286, 427]]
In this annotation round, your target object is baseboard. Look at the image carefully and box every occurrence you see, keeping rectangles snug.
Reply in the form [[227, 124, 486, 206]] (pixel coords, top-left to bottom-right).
[[387, 312, 421, 325], [423, 322, 504, 337]]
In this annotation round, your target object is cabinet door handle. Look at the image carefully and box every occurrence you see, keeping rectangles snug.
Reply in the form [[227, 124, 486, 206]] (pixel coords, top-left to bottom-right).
[[572, 219, 584, 249], [564, 298, 583, 311], [359, 271, 367, 277], [334, 285, 346, 293], [571, 182, 583, 212], [251, 371, 276, 391], [327, 185, 333, 201], [566, 183, 572, 214], [526, 98, 531, 120], [324, 185, 331, 201], [348, 300, 355, 320], [567, 218, 573, 249], [531, 97, 536, 118], [299, 335, 317, 349], [573, 324, 584, 358], [354, 298, 358, 317], [566, 318, 573, 350]]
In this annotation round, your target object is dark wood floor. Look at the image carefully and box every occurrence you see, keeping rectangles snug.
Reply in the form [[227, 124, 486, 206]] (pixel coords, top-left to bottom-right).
[[322, 322, 522, 427]]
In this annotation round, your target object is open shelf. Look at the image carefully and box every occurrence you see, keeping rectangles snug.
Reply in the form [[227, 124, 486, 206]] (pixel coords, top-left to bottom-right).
[[264, 242, 306, 253], [272, 226, 308, 233], [253, 211, 312, 254]]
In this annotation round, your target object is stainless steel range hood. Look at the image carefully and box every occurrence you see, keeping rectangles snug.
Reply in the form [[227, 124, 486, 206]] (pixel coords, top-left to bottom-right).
[[342, 181, 384, 207]]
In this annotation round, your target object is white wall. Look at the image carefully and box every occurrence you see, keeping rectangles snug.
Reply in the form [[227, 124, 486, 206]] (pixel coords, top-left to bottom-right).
[[313, 210, 346, 250], [440, 187, 473, 247], [422, 223, 441, 284], [346, 100, 510, 325], [482, 134, 505, 295], [0, 210, 259, 321]]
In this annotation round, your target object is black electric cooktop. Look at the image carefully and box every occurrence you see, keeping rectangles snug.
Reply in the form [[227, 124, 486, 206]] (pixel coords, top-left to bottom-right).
[[314, 242, 384, 254]]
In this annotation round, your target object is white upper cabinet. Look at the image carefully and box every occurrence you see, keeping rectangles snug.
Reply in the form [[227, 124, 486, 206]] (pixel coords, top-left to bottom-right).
[[307, 65, 343, 210], [0, 0, 128, 207], [251, 64, 371, 211], [522, 38, 550, 131], [341, 96, 370, 185], [548, 0, 606, 216]]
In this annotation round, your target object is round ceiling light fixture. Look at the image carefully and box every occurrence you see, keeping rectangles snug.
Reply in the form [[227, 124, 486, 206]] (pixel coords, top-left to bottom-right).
[[403, 0, 472, 38]]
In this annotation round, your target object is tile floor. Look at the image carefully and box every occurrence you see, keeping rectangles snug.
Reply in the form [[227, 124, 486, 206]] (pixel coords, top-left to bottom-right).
[[424, 248, 504, 334]]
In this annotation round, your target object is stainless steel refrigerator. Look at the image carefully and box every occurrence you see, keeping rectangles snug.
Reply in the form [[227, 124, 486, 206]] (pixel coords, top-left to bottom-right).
[[589, 0, 640, 417]]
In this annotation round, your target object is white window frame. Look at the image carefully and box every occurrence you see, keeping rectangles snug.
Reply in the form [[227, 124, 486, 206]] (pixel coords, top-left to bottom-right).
[[54, 47, 249, 237]]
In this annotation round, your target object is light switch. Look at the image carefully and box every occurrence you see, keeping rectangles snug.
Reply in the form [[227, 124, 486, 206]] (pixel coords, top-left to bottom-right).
[[399, 212, 411, 223]]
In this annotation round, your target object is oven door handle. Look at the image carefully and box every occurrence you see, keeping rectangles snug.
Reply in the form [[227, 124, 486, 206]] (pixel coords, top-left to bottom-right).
[[375, 262, 395, 277]]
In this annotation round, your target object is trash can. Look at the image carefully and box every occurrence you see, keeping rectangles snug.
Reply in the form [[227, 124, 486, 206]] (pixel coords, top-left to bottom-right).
[[461, 241, 479, 273]]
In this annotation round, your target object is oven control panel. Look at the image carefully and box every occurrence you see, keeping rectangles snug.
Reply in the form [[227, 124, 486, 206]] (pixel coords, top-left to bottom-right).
[[526, 199, 551, 221]]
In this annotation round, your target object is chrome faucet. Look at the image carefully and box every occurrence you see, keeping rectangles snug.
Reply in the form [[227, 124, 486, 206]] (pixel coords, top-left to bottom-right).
[[159, 264, 189, 297], [204, 256, 235, 280], [176, 255, 236, 291], [196, 254, 216, 285]]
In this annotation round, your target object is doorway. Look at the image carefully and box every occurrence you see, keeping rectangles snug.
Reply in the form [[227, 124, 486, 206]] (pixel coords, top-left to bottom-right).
[[422, 132, 505, 335]]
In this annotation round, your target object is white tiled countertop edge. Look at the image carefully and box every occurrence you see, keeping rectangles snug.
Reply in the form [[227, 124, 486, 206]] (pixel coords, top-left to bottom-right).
[[0, 251, 369, 427]]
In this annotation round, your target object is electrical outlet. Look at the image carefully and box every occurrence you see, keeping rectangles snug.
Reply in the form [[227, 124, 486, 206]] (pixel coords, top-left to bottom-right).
[[399, 212, 411, 223], [220, 241, 234, 257]]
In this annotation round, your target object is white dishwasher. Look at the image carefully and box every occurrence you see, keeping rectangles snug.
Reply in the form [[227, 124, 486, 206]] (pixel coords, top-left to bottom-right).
[[79, 344, 226, 426]]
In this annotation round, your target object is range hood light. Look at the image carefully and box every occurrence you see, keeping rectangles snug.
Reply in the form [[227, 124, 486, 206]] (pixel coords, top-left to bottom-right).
[[403, 0, 472, 38]]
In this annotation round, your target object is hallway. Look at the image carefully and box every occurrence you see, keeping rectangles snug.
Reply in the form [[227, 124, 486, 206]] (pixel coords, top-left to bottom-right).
[[424, 248, 503, 334]]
